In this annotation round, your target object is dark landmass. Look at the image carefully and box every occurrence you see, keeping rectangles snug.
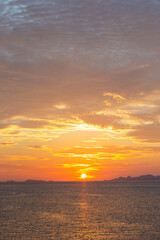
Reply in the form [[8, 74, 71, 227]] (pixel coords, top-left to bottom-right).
[[106, 174, 160, 181], [1, 174, 160, 183], [1, 179, 54, 184], [25, 179, 54, 183]]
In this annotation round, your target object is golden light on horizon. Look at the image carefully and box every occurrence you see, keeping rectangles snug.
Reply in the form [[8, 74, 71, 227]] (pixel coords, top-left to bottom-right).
[[81, 173, 87, 179]]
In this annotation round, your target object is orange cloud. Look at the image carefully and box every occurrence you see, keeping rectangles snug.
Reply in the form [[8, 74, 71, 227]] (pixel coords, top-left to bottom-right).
[[0, 142, 16, 147]]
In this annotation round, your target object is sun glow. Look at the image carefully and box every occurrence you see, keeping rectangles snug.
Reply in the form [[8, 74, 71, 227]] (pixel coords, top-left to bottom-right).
[[81, 173, 87, 179]]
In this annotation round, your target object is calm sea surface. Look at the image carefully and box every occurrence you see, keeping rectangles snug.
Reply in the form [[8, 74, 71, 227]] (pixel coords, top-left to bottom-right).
[[0, 181, 160, 240]]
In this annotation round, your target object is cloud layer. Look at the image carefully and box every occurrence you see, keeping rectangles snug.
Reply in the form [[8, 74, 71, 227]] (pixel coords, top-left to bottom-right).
[[0, 0, 160, 180]]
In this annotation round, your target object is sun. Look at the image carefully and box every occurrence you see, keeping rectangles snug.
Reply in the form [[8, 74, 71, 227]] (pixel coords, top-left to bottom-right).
[[81, 173, 87, 179]]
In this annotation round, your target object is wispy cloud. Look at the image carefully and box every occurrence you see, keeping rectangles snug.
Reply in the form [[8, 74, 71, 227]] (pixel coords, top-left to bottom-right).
[[0, 0, 160, 180]]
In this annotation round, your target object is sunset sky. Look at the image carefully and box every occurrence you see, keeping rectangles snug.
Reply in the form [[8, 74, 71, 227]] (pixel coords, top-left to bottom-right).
[[0, 0, 160, 181]]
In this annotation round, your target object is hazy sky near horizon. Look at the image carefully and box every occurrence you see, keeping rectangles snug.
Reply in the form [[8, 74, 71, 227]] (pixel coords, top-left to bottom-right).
[[0, 0, 160, 181]]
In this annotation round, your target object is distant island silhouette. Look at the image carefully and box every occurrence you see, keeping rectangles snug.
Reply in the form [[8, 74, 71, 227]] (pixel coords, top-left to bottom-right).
[[2, 179, 54, 184], [106, 174, 160, 181], [1, 174, 160, 183]]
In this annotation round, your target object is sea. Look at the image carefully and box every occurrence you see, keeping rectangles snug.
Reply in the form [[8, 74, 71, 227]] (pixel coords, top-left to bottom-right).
[[0, 181, 160, 240]]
